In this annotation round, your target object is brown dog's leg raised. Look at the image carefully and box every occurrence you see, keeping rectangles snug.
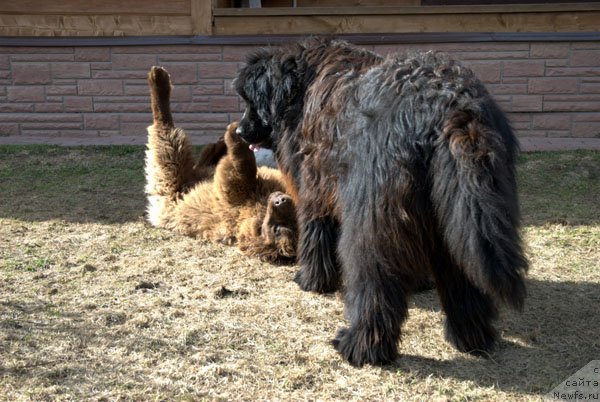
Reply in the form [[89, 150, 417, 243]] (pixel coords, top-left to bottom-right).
[[145, 66, 197, 196], [213, 122, 259, 206], [148, 66, 173, 129]]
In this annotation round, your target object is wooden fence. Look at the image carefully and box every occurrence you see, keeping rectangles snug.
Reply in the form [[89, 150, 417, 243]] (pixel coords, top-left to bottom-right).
[[1, 1, 599, 37]]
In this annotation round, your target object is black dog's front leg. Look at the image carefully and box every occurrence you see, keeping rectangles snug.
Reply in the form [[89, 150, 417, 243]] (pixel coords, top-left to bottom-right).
[[294, 214, 341, 293]]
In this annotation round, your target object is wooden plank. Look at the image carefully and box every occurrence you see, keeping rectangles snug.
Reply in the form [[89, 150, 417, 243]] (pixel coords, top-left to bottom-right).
[[297, 0, 419, 6], [0, 15, 193, 36], [214, 3, 600, 15], [0, 0, 190, 15], [3, 32, 600, 47], [191, 0, 213, 35], [423, 0, 599, 4], [213, 11, 600, 35]]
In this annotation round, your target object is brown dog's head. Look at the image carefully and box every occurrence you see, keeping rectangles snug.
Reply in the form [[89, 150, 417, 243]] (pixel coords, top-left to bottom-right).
[[261, 191, 297, 259], [238, 191, 297, 263]]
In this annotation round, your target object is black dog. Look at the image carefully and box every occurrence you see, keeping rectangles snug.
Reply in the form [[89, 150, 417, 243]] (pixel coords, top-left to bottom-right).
[[234, 38, 528, 367]]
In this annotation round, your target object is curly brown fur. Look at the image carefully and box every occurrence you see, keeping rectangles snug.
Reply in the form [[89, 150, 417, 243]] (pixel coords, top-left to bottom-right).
[[145, 66, 297, 262], [234, 38, 528, 366]]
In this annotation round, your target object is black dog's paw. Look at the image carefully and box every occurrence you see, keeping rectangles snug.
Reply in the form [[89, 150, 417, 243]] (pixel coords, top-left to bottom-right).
[[293, 267, 339, 294], [332, 327, 397, 367], [444, 318, 497, 357]]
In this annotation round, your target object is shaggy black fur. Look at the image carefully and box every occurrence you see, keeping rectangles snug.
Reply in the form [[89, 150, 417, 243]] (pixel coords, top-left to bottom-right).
[[234, 38, 528, 367]]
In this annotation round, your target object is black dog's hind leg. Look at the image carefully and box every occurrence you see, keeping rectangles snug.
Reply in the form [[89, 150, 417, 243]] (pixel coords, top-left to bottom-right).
[[294, 210, 341, 294], [431, 238, 499, 356], [331, 215, 411, 367]]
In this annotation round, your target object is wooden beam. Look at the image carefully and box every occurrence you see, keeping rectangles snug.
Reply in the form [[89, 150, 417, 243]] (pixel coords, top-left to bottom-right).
[[0, 0, 190, 15], [0, 15, 193, 36], [191, 0, 213, 35], [214, 3, 600, 15], [213, 11, 600, 35]]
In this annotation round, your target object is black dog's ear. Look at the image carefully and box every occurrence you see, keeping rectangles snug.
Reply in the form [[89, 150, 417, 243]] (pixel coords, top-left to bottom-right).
[[253, 65, 273, 125], [279, 55, 298, 96], [272, 55, 299, 116]]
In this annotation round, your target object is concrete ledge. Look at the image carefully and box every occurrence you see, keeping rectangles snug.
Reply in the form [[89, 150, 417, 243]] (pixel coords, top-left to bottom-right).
[[1, 136, 599, 152], [519, 137, 600, 152]]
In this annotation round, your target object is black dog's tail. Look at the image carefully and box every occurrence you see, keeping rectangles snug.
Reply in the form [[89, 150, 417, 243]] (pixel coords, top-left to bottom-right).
[[430, 105, 528, 310]]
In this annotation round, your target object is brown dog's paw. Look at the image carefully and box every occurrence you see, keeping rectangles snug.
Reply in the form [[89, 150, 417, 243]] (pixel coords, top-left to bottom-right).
[[148, 66, 171, 92], [224, 121, 244, 148]]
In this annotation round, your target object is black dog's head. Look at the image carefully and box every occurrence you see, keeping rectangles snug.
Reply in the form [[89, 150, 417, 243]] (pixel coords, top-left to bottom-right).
[[234, 48, 301, 150]]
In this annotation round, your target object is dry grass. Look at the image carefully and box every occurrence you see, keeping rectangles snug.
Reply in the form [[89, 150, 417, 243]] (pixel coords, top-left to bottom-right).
[[1, 146, 598, 401]]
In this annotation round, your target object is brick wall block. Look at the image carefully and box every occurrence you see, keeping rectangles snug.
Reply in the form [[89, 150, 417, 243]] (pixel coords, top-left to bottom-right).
[[120, 122, 150, 136], [572, 122, 600, 137], [532, 113, 571, 130], [92, 70, 143, 79], [503, 61, 545, 77], [488, 83, 527, 95], [53, 62, 91, 79], [90, 62, 112, 71], [171, 113, 230, 124], [85, 114, 120, 130], [193, 84, 225, 96], [198, 62, 239, 79], [1, 113, 82, 123], [171, 103, 210, 113], [544, 101, 600, 112], [530, 43, 570, 59], [46, 85, 77, 96], [7, 86, 45, 102], [546, 67, 600, 77], [21, 122, 82, 131], [64, 97, 93, 112], [456, 51, 530, 60], [573, 112, 600, 122], [12, 63, 51, 84], [0, 104, 35, 113], [511, 95, 543, 112], [0, 123, 19, 136], [159, 53, 222, 62], [223, 45, 254, 62], [528, 78, 578, 94], [35, 103, 64, 113], [94, 103, 148, 113], [75, 48, 111, 62], [465, 62, 501, 83], [0, 55, 9, 69], [112, 45, 222, 55], [571, 50, 600, 67], [158, 63, 198, 84], [78, 80, 123, 95], [125, 84, 152, 97], [11, 54, 74, 62], [171, 86, 192, 102], [112, 54, 158, 70], [580, 83, 600, 94], [207, 96, 239, 112]]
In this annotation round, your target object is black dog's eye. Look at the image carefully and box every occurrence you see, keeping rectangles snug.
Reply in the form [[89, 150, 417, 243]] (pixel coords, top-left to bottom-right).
[[273, 225, 282, 236]]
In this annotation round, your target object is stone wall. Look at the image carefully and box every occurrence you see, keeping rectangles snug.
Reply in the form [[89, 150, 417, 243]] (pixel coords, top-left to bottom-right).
[[1, 40, 599, 144]]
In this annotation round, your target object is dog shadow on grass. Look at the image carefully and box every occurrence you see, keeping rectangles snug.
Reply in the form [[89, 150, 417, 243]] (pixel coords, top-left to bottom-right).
[[397, 278, 600, 396], [0, 146, 147, 224]]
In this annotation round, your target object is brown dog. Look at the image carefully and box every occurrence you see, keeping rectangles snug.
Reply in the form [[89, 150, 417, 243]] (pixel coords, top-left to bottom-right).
[[144, 66, 297, 262]]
